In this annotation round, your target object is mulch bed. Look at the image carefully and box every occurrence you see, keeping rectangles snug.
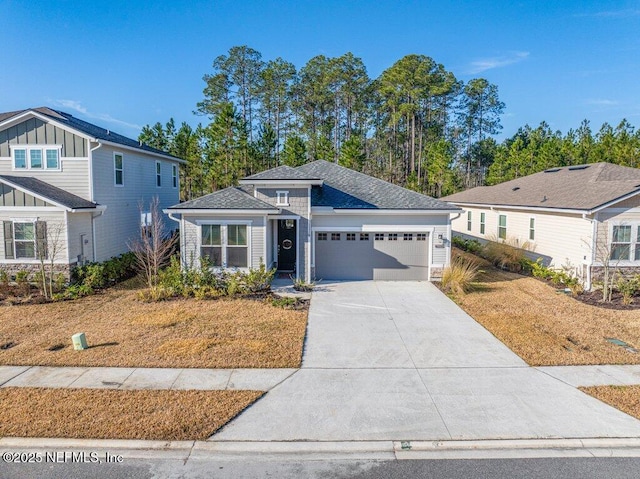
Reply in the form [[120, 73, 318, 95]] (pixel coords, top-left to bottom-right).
[[0, 388, 262, 440], [575, 290, 640, 310]]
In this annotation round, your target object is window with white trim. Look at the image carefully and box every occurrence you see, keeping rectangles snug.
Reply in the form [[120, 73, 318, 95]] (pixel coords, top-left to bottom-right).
[[529, 218, 535, 241], [201, 224, 248, 268], [611, 225, 632, 261], [467, 211, 472, 231], [14, 222, 36, 259], [498, 214, 507, 240], [114, 153, 124, 186], [276, 190, 289, 206], [480, 212, 485, 235], [12, 146, 60, 170], [172, 164, 178, 188], [156, 161, 162, 187]]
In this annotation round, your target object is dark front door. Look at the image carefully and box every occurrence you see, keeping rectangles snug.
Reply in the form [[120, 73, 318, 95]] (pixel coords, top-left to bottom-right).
[[277, 219, 296, 272]]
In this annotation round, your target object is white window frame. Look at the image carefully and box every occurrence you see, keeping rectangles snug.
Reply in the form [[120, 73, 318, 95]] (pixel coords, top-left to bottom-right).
[[467, 211, 472, 231], [172, 164, 178, 189], [13, 221, 36, 259], [114, 152, 124, 187], [276, 190, 289, 206], [197, 221, 252, 270], [156, 161, 162, 188], [11, 145, 62, 171], [480, 212, 485, 235], [498, 214, 507, 240], [609, 223, 634, 263], [529, 217, 535, 241]]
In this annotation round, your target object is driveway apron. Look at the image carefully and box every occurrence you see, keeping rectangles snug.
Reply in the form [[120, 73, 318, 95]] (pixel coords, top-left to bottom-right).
[[213, 281, 640, 441]]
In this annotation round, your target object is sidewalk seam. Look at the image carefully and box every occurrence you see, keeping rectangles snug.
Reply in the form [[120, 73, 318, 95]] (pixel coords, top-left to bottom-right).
[[0, 366, 33, 387]]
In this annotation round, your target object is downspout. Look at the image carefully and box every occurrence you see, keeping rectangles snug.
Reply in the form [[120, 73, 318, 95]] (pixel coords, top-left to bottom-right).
[[88, 141, 102, 262], [166, 212, 183, 267], [583, 211, 598, 291]]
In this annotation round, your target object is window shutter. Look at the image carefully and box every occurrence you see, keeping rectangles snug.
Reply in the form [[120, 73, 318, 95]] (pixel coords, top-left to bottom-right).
[[3, 221, 14, 259], [35, 221, 48, 260]]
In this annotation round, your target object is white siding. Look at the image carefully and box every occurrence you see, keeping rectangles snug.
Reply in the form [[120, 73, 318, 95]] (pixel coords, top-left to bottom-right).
[[0, 156, 90, 199], [67, 212, 94, 264], [452, 206, 593, 269], [596, 194, 640, 267], [91, 145, 180, 261], [181, 215, 266, 270], [0, 209, 68, 263]]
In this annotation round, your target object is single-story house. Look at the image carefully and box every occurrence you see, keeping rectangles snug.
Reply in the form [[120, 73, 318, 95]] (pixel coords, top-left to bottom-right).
[[165, 160, 461, 281], [443, 162, 640, 288]]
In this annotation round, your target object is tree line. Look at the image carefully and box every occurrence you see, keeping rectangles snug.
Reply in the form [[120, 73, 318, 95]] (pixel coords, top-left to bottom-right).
[[139, 45, 639, 201]]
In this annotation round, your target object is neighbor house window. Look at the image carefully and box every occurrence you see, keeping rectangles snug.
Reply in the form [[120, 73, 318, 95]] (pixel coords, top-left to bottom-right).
[[498, 215, 507, 240], [12, 146, 60, 170], [114, 153, 124, 186], [480, 212, 485, 235], [276, 191, 289, 206], [201, 224, 248, 268], [529, 218, 535, 241], [156, 161, 162, 187], [611, 225, 632, 261], [360, 233, 369, 241], [14, 222, 36, 259], [317, 232, 327, 241], [467, 211, 472, 231], [172, 164, 178, 188], [346, 233, 356, 241]]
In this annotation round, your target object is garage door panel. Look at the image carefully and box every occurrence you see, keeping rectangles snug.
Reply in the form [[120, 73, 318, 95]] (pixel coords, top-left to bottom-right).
[[315, 232, 429, 281]]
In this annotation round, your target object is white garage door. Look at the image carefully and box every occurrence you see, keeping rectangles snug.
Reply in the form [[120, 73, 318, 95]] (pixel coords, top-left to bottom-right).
[[314, 231, 430, 280]]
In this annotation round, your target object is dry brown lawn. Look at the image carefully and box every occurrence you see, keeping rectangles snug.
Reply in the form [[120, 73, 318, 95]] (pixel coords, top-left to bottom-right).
[[451, 251, 640, 366], [580, 386, 640, 421], [0, 281, 307, 368], [0, 387, 261, 440]]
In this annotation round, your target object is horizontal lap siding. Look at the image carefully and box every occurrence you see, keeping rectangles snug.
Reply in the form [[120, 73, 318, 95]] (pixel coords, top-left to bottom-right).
[[181, 215, 265, 269], [67, 212, 93, 264], [91, 145, 180, 261], [452, 206, 593, 268]]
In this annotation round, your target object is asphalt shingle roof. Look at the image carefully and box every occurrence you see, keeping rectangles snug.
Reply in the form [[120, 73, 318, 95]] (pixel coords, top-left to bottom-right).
[[0, 175, 98, 209], [296, 160, 458, 210], [168, 187, 279, 210], [243, 165, 322, 181], [0, 107, 180, 160], [442, 163, 640, 211]]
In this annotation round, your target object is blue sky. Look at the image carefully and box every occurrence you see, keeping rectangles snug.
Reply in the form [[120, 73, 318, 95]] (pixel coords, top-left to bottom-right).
[[1, 0, 639, 140]]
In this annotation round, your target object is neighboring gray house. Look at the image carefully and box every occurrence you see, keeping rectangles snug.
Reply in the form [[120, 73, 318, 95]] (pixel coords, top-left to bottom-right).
[[0, 107, 182, 276], [443, 162, 640, 289], [166, 161, 460, 282]]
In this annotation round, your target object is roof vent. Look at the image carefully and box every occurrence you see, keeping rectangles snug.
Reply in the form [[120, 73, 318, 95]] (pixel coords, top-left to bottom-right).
[[568, 165, 589, 171], [544, 168, 561, 173], [106, 129, 110, 135], [512, 186, 520, 191], [541, 195, 548, 203]]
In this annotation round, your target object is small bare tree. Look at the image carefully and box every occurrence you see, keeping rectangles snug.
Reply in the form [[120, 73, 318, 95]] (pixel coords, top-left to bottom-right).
[[587, 225, 623, 302], [128, 196, 177, 290], [36, 220, 65, 299]]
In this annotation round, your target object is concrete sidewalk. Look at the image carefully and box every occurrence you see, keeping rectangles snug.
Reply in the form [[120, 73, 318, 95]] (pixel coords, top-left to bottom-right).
[[538, 365, 640, 387], [0, 365, 295, 391]]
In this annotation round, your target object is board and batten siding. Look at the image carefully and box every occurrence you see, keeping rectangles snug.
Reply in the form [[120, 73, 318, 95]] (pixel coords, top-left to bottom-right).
[[256, 187, 310, 280], [311, 213, 451, 268], [0, 118, 88, 157], [91, 145, 180, 261], [452, 206, 593, 270], [180, 215, 266, 269]]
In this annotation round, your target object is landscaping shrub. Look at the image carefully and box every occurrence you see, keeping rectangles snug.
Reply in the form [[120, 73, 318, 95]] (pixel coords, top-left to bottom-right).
[[452, 236, 483, 254], [617, 276, 640, 305], [71, 252, 137, 290], [291, 275, 315, 292], [441, 256, 482, 295], [530, 258, 583, 295]]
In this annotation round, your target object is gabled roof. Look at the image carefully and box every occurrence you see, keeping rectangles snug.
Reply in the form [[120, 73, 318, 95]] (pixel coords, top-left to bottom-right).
[[443, 163, 640, 212], [168, 186, 279, 211], [242, 165, 322, 181], [296, 160, 457, 210], [0, 175, 98, 210], [0, 107, 181, 162]]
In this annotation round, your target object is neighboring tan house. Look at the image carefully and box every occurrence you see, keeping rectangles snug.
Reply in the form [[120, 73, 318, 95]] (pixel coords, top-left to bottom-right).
[[0, 107, 182, 277], [443, 162, 640, 289], [165, 160, 461, 282]]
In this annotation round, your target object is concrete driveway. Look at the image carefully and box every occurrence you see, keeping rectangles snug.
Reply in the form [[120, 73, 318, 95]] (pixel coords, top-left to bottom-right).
[[213, 281, 640, 441]]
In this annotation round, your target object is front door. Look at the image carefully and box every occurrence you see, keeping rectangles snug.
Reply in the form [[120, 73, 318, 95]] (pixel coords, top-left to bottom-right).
[[277, 219, 296, 272]]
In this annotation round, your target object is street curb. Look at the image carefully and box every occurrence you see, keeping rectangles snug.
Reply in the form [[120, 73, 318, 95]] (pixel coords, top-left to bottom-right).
[[3, 437, 640, 460]]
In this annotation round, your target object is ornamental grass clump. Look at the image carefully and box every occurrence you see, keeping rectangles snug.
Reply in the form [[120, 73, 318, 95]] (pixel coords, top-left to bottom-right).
[[441, 256, 482, 295]]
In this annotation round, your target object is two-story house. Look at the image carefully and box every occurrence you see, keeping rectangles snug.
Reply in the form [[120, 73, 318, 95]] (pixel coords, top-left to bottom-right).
[[165, 161, 460, 282], [0, 107, 182, 277]]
